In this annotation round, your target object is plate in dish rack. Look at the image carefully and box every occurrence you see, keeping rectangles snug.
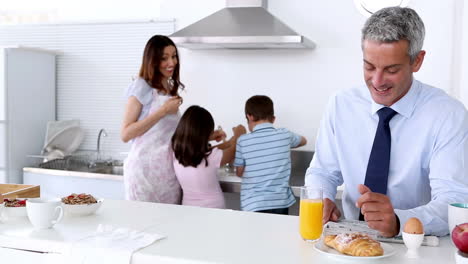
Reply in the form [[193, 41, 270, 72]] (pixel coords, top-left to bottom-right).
[[313, 239, 396, 261]]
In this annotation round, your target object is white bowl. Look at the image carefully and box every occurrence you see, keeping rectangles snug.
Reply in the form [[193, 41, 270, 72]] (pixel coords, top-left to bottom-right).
[[3, 206, 27, 218], [62, 199, 103, 216], [2, 200, 28, 220]]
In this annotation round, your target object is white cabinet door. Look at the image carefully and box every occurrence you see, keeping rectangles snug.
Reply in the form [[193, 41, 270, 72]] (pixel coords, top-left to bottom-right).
[[24, 172, 125, 200], [0, 169, 5, 183], [0, 49, 4, 121], [0, 122, 6, 169]]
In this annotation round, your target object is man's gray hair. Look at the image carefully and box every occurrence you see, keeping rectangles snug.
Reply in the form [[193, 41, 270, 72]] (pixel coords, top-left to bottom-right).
[[362, 7, 425, 63]]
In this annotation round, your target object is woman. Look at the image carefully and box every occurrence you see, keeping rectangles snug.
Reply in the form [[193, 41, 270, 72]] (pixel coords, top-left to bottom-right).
[[121, 35, 183, 204]]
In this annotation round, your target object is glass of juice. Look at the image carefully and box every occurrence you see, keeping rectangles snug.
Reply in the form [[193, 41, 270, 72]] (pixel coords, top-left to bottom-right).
[[299, 187, 323, 242]]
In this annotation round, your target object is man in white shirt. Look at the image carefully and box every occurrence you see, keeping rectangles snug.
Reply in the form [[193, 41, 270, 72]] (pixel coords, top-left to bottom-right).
[[305, 6, 468, 237]]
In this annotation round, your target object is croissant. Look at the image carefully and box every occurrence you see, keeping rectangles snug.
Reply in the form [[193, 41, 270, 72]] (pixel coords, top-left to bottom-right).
[[324, 233, 384, 257]]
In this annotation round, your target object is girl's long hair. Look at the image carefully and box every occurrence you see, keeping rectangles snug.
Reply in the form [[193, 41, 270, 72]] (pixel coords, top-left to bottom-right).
[[172, 105, 214, 167], [139, 35, 184, 96]]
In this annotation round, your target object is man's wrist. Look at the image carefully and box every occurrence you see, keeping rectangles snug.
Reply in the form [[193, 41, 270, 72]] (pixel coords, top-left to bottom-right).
[[394, 213, 401, 237]]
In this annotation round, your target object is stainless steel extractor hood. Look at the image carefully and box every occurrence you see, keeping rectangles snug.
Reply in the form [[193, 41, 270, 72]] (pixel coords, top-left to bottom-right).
[[169, 0, 315, 49]]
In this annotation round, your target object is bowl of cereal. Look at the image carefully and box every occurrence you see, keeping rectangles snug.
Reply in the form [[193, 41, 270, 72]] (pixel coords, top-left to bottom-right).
[[2, 198, 28, 219], [61, 193, 102, 216]]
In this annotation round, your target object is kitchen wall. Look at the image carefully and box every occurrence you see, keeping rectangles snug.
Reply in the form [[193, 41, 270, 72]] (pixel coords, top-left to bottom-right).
[[3, 0, 464, 154], [459, 1, 468, 105], [155, 0, 466, 152], [0, 21, 174, 156]]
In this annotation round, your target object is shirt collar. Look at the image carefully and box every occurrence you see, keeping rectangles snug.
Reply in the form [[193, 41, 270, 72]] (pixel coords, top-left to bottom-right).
[[253, 122, 274, 132], [370, 79, 421, 118]]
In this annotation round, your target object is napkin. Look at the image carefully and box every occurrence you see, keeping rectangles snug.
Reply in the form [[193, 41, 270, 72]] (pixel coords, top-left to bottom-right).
[[69, 224, 166, 264]]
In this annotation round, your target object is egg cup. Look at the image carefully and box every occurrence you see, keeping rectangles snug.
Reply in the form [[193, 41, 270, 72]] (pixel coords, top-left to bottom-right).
[[402, 232, 424, 258]]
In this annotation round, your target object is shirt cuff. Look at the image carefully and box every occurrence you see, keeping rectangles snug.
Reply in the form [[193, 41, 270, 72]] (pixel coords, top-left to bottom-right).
[[394, 209, 410, 236], [395, 213, 401, 236]]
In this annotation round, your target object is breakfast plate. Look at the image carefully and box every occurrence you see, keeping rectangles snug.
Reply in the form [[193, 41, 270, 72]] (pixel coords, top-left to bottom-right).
[[313, 239, 396, 262]]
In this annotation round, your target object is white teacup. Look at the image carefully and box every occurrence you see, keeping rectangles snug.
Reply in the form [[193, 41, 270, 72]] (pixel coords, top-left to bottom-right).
[[449, 203, 468, 234], [26, 198, 63, 229]]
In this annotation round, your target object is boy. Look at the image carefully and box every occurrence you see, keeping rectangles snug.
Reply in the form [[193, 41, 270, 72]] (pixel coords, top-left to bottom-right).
[[234, 95, 307, 215]]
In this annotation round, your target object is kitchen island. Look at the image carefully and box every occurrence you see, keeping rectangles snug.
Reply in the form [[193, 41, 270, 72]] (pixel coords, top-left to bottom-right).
[[0, 199, 457, 263]]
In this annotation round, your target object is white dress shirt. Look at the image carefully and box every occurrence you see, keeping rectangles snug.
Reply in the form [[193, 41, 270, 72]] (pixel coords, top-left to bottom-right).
[[305, 79, 468, 236]]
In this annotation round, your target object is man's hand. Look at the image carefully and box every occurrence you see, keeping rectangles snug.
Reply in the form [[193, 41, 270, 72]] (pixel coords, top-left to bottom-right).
[[323, 198, 341, 224], [356, 184, 399, 237]]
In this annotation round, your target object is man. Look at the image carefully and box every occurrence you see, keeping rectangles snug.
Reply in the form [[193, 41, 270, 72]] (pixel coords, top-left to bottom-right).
[[305, 6, 468, 237]]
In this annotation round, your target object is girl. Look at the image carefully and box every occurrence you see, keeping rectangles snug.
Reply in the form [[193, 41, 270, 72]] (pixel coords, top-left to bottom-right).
[[171, 105, 246, 209], [121, 35, 183, 203]]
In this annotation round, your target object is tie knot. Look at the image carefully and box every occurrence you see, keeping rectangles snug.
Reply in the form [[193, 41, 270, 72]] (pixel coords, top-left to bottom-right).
[[377, 107, 397, 124]]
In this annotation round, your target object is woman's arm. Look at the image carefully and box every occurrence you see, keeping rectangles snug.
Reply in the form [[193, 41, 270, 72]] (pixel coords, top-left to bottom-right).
[[121, 96, 181, 143]]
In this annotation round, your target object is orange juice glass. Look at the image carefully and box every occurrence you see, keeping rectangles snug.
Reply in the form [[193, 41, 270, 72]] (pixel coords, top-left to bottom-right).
[[299, 187, 323, 242]]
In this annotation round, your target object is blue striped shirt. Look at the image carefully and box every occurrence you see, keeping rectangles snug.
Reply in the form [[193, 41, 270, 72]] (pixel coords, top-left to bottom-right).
[[234, 123, 301, 211]]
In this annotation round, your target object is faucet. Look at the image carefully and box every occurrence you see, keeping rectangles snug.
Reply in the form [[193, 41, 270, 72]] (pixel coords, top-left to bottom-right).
[[97, 128, 108, 154]]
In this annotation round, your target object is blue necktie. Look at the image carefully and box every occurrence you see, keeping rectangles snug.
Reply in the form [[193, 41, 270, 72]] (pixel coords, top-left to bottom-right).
[[359, 107, 397, 220]]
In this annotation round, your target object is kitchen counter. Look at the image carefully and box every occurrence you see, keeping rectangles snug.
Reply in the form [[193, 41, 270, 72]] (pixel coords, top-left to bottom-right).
[[0, 199, 459, 263], [0, 199, 457, 263], [24, 167, 123, 181], [23, 167, 343, 199]]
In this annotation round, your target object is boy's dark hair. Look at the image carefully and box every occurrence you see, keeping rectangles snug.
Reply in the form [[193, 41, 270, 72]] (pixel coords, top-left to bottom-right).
[[245, 95, 275, 122], [171, 105, 214, 167]]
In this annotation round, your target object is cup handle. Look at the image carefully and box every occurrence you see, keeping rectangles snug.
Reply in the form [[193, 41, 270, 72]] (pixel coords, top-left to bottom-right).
[[52, 206, 63, 225]]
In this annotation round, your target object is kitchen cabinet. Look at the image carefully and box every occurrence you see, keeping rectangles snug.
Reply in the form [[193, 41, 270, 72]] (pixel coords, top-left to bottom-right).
[[23, 170, 124, 199], [23, 166, 343, 215], [0, 47, 56, 183]]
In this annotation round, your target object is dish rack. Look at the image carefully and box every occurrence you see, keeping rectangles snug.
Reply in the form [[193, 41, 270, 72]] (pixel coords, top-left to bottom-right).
[[38, 155, 90, 170]]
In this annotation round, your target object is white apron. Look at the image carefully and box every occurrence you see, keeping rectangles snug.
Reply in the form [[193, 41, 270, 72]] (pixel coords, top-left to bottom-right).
[[124, 91, 181, 204]]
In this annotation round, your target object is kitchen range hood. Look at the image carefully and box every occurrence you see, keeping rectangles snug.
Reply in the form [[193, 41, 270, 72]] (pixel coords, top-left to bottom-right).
[[169, 0, 315, 49]]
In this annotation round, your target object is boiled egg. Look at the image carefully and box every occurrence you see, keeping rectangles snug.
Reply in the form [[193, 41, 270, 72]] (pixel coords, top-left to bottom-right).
[[403, 217, 424, 234]]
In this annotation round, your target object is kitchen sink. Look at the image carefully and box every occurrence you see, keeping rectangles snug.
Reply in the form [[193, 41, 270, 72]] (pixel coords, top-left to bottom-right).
[[89, 165, 123, 175], [37, 151, 312, 178], [38, 157, 123, 176]]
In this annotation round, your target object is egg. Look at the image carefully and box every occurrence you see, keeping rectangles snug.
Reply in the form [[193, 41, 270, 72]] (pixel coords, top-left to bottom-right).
[[404, 217, 424, 234]]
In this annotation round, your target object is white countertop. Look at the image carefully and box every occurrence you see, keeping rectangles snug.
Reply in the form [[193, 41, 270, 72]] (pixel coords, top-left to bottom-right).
[[24, 167, 242, 183], [0, 200, 457, 263], [24, 167, 123, 181]]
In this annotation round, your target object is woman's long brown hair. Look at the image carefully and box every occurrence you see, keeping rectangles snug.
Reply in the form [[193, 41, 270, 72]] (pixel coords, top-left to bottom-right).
[[139, 35, 184, 96], [172, 105, 214, 167]]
